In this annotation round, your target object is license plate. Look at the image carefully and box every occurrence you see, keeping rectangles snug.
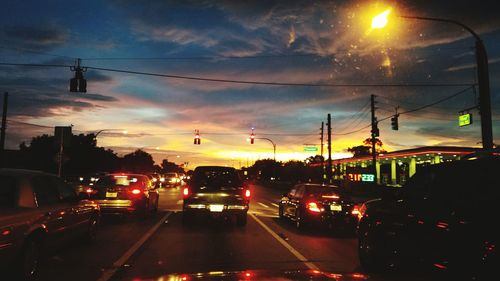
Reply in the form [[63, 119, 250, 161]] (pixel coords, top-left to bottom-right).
[[331, 204, 342, 211], [209, 205, 224, 212], [106, 192, 118, 198]]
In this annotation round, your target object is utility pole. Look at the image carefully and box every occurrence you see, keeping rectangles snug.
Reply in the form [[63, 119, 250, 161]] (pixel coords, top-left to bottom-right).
[[0, 92, 8, 167], [370, 95, 378, 184], [320, 121, 324, 167], [327, 114, 332, 183]]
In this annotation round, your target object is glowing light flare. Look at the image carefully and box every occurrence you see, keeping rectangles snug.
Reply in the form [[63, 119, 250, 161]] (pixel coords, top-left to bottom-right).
[[288, 25, 296, 47], [371, 8, 392, 29]]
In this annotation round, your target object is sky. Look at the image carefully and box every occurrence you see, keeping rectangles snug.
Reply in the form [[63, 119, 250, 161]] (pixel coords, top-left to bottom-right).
[[0, 0, 499, 168]]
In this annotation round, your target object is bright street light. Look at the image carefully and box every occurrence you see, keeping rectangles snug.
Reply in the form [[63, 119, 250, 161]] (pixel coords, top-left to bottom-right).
[[371, 8, 391, 29], [367, 6, 493, 150]]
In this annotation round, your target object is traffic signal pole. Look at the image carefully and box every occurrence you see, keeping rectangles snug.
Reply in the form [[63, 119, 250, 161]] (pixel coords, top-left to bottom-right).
[[327, 114, 332, 183], [0, 92, 8, 167], [370, 95, 378, 184]]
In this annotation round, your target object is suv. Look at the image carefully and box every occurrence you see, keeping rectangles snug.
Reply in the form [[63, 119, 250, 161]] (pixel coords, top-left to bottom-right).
[[182, 166, 250, 226], [357, 157, 498, 279]]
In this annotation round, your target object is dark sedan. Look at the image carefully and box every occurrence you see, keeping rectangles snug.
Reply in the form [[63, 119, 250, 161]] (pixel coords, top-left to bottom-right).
[[0, 169, 100, 280], [279, 184, 360, 232], [357, 157, 499, 280], [87, 173, 159, 218]]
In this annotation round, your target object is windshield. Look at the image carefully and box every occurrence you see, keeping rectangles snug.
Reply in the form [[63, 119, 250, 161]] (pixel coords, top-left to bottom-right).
[[0, 1, 498, 281]]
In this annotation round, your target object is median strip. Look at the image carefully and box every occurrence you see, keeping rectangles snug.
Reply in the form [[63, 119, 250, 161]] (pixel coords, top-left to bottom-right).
[[97, 212, 172, 281], [249, 213, 320, 270]]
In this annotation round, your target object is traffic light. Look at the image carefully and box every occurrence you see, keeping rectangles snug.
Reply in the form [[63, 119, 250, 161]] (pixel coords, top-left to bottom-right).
[[391, 114, 399, 130], [69, 59, 87, 93], [371, 125, 379, 137], [194, 130, 201, 145], [250, 133, 255, 144]]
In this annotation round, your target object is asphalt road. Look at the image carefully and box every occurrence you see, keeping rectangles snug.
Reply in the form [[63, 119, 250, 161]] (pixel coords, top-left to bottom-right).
[[37, 183, 440, 281]]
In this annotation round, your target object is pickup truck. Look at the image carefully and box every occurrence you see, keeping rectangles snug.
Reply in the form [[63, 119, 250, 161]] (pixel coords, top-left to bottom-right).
[[0, 169, 100, 280]]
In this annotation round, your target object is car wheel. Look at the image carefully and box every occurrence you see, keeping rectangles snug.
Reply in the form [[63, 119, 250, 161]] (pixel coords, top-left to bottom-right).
[[236, 214, 247, 226], [358, 221, 386, 272], [84, 216, 99, 243], [19, 237, 41, 281], [295, 209, 307, 230]]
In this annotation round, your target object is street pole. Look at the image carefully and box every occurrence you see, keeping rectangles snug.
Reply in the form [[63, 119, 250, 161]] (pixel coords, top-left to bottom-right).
[[370, 95, 377, 184], [327, 114, 332, 183], [400, 16, 493, 150], [58, 130, 64, 177], [0, 92, 8, 167], [320, 121, 325, 180]]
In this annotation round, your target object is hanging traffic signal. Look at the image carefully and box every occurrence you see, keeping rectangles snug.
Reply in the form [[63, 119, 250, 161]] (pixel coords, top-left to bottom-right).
[[250, 133, 255, 144], [194, 130, 201, 145], [69, 59, 87, 93], [371, 124, 379, 137], [391, 114, 399, 130]]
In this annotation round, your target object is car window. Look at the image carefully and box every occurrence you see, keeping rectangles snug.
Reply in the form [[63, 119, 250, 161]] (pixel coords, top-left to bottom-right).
[[191, 168, 242, 190], [295, 186, 305, 199], [288, 187, 297, 198], [32, 176, 61, 207], [0, 175, 18, 208], [97, 175, 141, 187]]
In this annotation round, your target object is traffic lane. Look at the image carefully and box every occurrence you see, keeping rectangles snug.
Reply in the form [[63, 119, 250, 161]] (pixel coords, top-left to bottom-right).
[[112, 212, 310, 280], [157, 186, 183, 211], [38, 212, 169, 281]]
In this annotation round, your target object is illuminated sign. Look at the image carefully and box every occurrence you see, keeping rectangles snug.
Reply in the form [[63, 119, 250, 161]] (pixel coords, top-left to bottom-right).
[[458, 113, 472, 127], [348, 173, 375, 182], [303, 146, 318, 152]]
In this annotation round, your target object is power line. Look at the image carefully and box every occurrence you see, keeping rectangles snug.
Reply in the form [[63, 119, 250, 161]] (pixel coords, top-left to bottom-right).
[[0, 62, 71, 68], [0, 46, 76, 60]]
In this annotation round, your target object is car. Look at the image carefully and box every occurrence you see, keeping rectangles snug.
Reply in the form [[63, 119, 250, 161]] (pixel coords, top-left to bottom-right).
[[87, 173, 159, 218], [279, 183, 360, 232], [163, 172, 181, 187], [357, 157, 499, 279], [182, 166, 250, 226], [0, 169, 100, 280]]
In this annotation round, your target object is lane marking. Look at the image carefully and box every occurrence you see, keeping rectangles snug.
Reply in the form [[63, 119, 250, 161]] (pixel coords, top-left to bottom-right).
[[271, 203, 279, 208], [97, 212, 172, 281], [258, 202, 269, 208], [249, 213, 319, 270]]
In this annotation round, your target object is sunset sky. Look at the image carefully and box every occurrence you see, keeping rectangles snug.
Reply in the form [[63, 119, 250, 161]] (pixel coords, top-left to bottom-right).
[[1, 0, 499, 168]]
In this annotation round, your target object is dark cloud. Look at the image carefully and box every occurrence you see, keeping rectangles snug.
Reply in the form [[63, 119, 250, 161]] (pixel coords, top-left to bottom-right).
[[77, 93, 118, 102], [0, 24, 68, 50]]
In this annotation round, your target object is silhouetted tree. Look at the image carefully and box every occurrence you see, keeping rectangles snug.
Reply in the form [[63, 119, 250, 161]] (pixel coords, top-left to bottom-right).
[[121, 149, 155, 174], [160, 159, 184, 173]]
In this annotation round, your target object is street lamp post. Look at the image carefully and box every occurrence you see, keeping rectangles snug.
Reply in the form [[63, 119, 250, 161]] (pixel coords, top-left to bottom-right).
[[256, 137, 276, 161], [398, 15, 493, 150]]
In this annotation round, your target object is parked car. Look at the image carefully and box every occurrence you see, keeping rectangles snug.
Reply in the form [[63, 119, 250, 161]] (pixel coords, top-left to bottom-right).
[[183, 166, 250, 226], [279, 183, 359, 232], [0, 169, 100, 280], [87, 173, 159, 218], [357, 157, 499, 279]]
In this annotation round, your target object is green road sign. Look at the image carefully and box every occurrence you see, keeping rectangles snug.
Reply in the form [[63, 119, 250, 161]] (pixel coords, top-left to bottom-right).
[[458, 113, 472, 127], [303, 146, 318, 152]]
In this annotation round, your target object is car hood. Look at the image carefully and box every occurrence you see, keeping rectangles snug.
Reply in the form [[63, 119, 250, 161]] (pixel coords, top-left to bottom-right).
[[123, 269, 371, 281]]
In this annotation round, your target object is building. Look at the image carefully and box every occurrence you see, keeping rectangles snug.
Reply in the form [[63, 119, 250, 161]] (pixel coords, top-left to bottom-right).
[[332, 146, 478, 186]]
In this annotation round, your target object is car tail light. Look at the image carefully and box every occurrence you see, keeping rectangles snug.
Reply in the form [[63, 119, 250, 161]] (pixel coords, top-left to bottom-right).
[[131, 188, 141, 195], [183, 187, 190, 197], [244, 189, 251, 198], [306, 202, 323, 213], [322, 194, 339, 200], [351, 205, 360, 216], [86, 188, 93, 194]]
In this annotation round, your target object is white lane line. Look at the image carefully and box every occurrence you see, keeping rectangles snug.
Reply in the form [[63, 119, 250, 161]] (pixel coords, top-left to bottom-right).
[[249, 213, 319, 270], [258, 202, 270, 208], [97, 212, 172, 281], [271, 203, 279, 208]]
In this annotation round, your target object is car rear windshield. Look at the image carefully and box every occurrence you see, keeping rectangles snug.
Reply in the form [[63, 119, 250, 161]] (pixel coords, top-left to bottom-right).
[[307, 186, 340, 198], [0, 175, 18, 208], [191, 169, 242, 190], [96, 175, 142, 187]]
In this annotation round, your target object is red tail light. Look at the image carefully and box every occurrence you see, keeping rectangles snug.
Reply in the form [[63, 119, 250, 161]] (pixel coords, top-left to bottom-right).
[[306, 202, 323, 213], [244, 189, 251, 198], [131, 188, 141, 194], [183, 187, 190, 197], [86, 188, 93, 194], [322, 194, 339, 200], [351, 205, 360, 216]]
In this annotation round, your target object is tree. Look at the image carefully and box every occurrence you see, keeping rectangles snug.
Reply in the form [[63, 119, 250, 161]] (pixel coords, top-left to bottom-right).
[[160, 159, 184, 173], [347, 138, 387, 156], [121, 149, 155, 173], [305, 155, 324, 165]]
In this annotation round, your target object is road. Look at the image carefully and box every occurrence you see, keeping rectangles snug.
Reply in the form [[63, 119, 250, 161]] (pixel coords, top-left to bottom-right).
[[38, 183, 438, 281]]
